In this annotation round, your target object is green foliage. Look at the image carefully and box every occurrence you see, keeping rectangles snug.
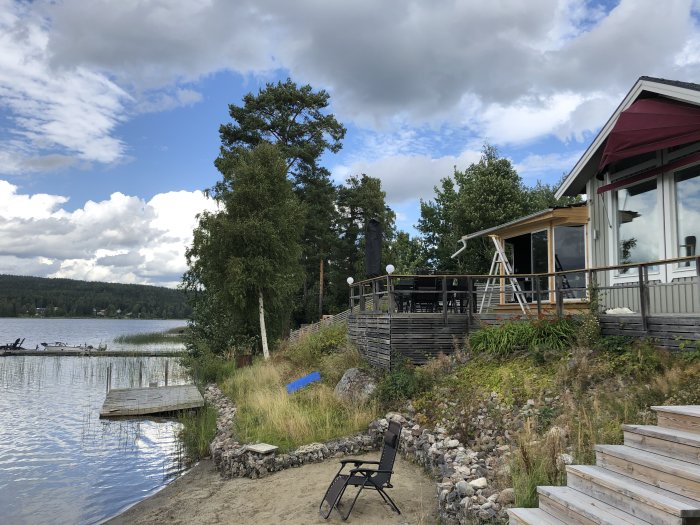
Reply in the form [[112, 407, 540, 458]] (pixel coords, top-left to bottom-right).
[[178, 404, 218, 461], [181, 346, 238, 384], [0, 274, 190, 318], [417, 145, 581, 273], [217, 78, 346, 179], [386, 231, 426, 273], [375, 357, 429, 404], [468, 318, 578, 357], [327, 174, 396, 309], [184, 143, 305, 354]]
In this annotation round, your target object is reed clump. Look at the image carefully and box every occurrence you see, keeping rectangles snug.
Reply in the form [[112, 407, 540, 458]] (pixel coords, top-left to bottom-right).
[[114, 327, 186, 345]]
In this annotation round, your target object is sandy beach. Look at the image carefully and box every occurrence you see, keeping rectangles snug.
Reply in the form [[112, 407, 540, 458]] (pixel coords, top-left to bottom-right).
[[106, 453, 438, 524]]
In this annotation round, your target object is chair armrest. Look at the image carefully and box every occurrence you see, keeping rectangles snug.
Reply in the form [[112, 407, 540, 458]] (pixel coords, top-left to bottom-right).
[[339, 459, 380, 466], [349, 467, 393, 475]]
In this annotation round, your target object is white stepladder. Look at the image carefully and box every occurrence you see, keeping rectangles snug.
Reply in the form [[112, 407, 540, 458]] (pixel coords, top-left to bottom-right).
[[479, 235, 532, 315]]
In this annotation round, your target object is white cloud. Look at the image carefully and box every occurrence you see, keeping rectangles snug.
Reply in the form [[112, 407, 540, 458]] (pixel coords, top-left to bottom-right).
[[334, 148, 482, 205], [0, 0, 130, 173], [0, 181, 217, 287], [0, 0, 698, 176], [514, 150, 585, 183]]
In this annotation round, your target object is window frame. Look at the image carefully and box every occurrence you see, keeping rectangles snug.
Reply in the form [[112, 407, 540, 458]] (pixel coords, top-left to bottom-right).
[[606, 150, 700, 284]]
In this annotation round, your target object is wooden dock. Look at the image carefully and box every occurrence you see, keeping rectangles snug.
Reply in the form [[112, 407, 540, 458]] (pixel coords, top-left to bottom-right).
[[1, 349, 184, 357], [100, 384, 204, 417]]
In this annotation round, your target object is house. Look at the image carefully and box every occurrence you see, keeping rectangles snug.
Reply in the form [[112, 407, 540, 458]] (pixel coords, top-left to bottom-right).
[[347, 77, 700, 368], [554, 76, 699, 320]]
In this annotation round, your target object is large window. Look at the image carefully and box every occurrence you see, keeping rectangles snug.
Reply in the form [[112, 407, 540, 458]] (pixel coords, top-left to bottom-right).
[[615, 178, 659, 273], [554, 225, 586, 298], [675, 166, 700, 268]]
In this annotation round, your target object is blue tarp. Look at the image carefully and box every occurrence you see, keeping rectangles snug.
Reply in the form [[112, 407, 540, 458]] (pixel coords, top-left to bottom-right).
[[286, 371, 321, 394]]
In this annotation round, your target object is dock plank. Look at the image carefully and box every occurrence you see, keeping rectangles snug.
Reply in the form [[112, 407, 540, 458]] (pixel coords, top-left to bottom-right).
[[100, 384, 203, 417]]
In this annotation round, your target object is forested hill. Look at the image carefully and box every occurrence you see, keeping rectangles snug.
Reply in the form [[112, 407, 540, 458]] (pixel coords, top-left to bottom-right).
[[0, 274, 191, 319]]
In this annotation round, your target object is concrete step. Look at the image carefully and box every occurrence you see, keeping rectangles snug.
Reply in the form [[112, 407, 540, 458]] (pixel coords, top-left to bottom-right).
[[653, 406, 700, 434], [508, 507, 568, 525], [624, 424, 700, 465], [596, 444, 700, 500], [537, 486, 651, 525], [567, 464, 700, 525]]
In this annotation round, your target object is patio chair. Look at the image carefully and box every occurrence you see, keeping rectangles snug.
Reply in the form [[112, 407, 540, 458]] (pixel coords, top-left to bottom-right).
[[319, 420, 402, 520]]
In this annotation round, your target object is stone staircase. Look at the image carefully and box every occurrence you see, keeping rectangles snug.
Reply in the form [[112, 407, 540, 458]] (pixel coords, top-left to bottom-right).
[[508, 406, 700, 525]]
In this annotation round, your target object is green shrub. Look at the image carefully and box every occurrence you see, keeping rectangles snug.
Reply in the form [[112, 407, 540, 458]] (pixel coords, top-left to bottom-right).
[[375, 357, 430, 404], [469, 318, 578, 357], [181, 348, 237, 384]]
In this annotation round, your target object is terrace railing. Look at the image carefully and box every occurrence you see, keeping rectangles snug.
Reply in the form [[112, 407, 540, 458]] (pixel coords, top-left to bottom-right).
[[348, 255, 700, 328]]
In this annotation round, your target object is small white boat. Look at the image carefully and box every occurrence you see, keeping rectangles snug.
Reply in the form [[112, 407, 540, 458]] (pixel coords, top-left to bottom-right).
[[40, 342, 107, 352]]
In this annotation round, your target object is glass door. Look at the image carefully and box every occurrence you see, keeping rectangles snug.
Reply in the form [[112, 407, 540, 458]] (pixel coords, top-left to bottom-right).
[[531, 230, 549, 302]]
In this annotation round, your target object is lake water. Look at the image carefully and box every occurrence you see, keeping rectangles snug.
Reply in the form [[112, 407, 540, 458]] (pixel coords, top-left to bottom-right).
[[0, 318, 192, 525]]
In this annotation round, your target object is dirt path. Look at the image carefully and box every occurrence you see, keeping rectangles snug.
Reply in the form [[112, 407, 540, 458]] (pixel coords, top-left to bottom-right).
[[106, 454, 438, 524]]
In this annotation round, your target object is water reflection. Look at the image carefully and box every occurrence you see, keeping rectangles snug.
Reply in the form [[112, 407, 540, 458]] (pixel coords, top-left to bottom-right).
[[0, 356, 190, 525]]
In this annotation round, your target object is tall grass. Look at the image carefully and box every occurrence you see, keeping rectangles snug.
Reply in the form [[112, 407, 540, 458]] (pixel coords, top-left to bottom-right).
[[223, 351, 376, 452], [178, 404, 218, 461], [511, 420, 567, 507]]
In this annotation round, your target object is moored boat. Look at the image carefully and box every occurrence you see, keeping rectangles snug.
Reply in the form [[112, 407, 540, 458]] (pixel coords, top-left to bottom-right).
[[40, 342, 107, 352]]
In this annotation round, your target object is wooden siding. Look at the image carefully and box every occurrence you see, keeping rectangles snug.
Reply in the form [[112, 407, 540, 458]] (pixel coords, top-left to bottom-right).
[[598, 277, 699, 314], [348, 312, 472, 369], [599, 314, 700, 349], [347, 312, 391, 369]]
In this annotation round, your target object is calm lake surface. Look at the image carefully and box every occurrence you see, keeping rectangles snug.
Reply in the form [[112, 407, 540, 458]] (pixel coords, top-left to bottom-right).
[[0, 318, 191, 525]]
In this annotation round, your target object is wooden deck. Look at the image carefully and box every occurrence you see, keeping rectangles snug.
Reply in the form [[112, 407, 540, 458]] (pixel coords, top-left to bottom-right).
[[100, 384, 204, 417]]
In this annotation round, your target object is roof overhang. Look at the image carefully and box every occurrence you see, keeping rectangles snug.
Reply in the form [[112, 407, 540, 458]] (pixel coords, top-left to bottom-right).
[[555, 77, 700, 198]]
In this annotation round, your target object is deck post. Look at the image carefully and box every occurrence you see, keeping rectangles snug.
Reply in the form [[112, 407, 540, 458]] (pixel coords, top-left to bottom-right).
[[387, 275, 394, 315], [696, 257, 700, 310], [139, 361, 143, 388], [535, 276, 542, 317], [106, 363, 112, 393], [466, 277, 474, 328], [442, 277, 448, 324], [555, 275, 563, 318], [372, 280, 379, 311], [165, 361, 169, 386], [638, 264, 649, 332], [359, 283, 366, 311]]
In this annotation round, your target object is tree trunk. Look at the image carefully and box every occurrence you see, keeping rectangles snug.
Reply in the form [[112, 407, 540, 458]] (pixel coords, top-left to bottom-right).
[[258, 290, 270, 360]]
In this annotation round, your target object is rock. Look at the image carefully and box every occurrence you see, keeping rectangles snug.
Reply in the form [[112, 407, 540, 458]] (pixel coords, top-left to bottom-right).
[[455, 480, 474, 497], [334, 368, 377, 403], [497, 488, 515, 505], [558, 453, 574, 465], [469, 477, 488, 490], [444, 439, 460, 449]]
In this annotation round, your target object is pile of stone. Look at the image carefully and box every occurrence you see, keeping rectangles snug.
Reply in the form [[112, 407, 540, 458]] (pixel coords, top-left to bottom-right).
[[203, 382, 521, 524], [378, 412, 513, 524], [213, 432, 381, 479]]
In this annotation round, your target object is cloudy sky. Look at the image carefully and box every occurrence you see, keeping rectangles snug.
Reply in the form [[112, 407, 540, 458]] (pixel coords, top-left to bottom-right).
[[1, 0, 699, 287]]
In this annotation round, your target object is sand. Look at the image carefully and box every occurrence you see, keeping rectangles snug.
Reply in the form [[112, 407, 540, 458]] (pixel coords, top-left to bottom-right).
[[106, 454, 438, 524]]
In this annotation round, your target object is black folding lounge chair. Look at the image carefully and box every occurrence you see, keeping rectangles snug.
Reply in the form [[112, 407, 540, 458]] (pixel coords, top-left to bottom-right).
[[320, 420, 402, 520]]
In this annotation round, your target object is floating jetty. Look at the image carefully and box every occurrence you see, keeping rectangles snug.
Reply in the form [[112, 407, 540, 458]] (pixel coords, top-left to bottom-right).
[[0, 349, 185, 357], [100, 384, 204, 417]]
